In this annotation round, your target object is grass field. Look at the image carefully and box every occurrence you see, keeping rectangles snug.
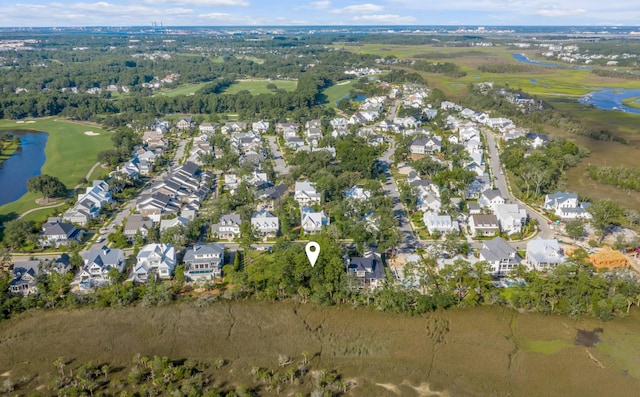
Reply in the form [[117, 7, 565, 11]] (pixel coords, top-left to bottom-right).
[[0, 118, 114, 221], [621, 96, 640, 110], [157, 82, 211, 97], [221, 79, 298, 95], [321, 80, 354, 106], [2, 302, 640, 396]]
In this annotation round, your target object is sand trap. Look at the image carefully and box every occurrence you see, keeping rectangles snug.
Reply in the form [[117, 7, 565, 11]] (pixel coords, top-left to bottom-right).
[[16, 120, 24, 124], [26, 120, 36, 124], [84, 131, 100, 136], [337, 81, 351, 85]]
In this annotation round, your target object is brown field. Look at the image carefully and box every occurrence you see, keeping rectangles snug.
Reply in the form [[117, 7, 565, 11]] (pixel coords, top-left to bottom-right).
[[1, 301, 640, 396]]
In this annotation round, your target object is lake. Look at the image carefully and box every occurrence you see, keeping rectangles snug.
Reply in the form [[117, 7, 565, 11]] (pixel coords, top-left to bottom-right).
[[579, 88, 640, 114], [0, 130, 48, 206], [512, 53, 592, 70]]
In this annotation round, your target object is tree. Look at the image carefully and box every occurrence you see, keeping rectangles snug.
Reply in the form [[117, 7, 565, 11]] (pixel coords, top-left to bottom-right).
[[588, 199, 623, 241], [2, 219, 34, 249], [565, 220, 585, 241], [26, 174, 67, 202]]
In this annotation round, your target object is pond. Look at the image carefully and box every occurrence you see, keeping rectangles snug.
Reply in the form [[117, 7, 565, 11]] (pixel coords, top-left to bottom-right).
[[579, 88, 640, 114], [0, 130, 48, 206]]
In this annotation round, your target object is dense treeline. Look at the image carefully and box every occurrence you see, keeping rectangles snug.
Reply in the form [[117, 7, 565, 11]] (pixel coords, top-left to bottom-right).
[[501, 137, 590, 200], [587, 165, 640, 192], [591, 69, 640, 80], [411, 60, 467, 78], [478, 63, 534, 73]]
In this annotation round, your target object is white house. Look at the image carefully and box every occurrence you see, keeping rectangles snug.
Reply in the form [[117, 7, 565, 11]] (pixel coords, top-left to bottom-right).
[[183, 243, 225, 281], [345, 186, 371, 201], [423, 212, 459, 235], [495, 204, 528, 235], [301, 207, 329, 234], [294, 181, 321, 206], [479, 237, 522, 276], [410, 136, 442, 155], [468, 214, 500, 237], [211, 214, 242, 240], [544, 192, 592, 220], [526, 238, 565, 270], [130, 243, 176, 283], [40, 219, 83, 248], [478, 189, 506, 212], [251, 209, 279, 238], [74, 247, 126, 290]]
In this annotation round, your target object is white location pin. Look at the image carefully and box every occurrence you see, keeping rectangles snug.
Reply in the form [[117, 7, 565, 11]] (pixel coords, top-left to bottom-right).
[[305, 242, 320, 267]]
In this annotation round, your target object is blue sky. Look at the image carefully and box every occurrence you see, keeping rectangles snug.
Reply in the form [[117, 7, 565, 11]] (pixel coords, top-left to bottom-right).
[[0, 1, 639, 27]]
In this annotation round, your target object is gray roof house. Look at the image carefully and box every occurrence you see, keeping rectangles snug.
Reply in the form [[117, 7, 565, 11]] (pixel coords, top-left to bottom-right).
[[478, 189, 506, 212], [74, 247, 126, 290], [479, 237, 522, 276], [40, 219, 83, 248], [526, 238, 565, 270], [129, 243, 176, 283], [469, 214, 500, 237], [9, 260, 41, 296], [345, 250, 385, 289], [211, 214, 242, 240], [124, 215, 154, 241], [183, 243, 225, 282]]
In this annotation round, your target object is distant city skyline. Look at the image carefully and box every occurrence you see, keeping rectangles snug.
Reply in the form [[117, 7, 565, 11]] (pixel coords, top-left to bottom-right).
[[0, 1, 639, 28]]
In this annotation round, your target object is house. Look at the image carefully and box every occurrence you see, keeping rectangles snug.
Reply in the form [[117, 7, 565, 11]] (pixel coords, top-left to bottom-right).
[[40, 218, 83, 248], [410, 136, 442, 155], [526, 238, 565, 270], [294, 181, 321, 206], [467, 203, 482, 215], [252, 120, 270, 133], [9, 260, 41, 295], [183, 243, 225, 281], [479, 237, 522, 276], [301, 206, 329, 234], [526, 133, 548, 148], [258, 184, 289, 210], [130, 243, 176, 283], [285, 136, 305, 149], [159, 216, 189, 232], [469, 214, 500, 237], [136, 192, 181, 222], [466, 175, 492, 199], [176, 116, 195, 130], [124, 215, 154, 241], [330, 118, 348, 129], [75, 247, 126, 289], [251, 209, 279, 238], [495, 204, 528, 235], [345, 250, 385, 289], [199, 122, 217, 133], [62, 199, 98, 225], [423, 212, 459, 235], [345, 186, 371, 201], [211, 214, 242, 240], [478, 189, 506, 212], [222, 121, 247, 134], [544, 192, 592, 220]]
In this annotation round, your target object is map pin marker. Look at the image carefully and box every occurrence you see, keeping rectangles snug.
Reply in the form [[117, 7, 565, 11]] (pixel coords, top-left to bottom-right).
[[305, 242, 320, 267]]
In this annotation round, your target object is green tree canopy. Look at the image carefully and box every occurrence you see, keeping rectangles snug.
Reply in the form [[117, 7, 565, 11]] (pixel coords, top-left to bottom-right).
[[26, 174, 67, 201]]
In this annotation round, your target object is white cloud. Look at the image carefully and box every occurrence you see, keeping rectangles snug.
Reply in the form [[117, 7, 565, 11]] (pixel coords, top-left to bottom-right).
[[330, 3, 383, 14], [352, 14, 416, 23], [144, 0, 249, 6], [310, 1, 330, 9], [534, 7, 587, 17]]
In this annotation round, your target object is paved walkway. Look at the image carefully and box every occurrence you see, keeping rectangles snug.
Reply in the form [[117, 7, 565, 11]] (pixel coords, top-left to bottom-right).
[[18, 161, 102, 219]]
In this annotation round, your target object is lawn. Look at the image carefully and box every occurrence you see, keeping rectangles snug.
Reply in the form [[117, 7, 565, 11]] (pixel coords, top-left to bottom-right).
[[2, 302, 640, 396], [0, 118, 114, 221], [157, 82, 211, 97], [321, 80, 354, 107], [221, 79, 298, 95]]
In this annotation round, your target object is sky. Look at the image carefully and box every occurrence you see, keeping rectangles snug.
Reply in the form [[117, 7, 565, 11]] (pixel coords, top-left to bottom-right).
[[0, 0, 639, 27]]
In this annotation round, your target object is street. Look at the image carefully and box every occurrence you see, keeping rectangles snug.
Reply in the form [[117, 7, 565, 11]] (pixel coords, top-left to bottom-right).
[[266, 136, 289, 175], [482, 128, 553, 240]]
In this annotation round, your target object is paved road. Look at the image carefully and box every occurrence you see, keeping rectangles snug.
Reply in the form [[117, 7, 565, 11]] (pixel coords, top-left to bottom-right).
[[380, 146, 418, 251], [483, 128, 553, 240], [266, 136, 289, 175], [87, 138, 190, 251]]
